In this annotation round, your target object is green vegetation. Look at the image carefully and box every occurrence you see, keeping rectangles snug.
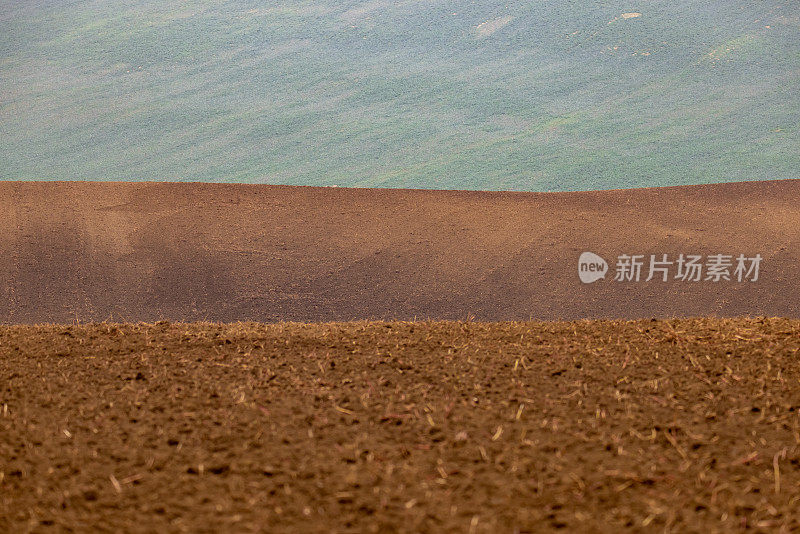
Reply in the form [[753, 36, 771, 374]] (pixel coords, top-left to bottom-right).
[[1, 1, 798, 191]]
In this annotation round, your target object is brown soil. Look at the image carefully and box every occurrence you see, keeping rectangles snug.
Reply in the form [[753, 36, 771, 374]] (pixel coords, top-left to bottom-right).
[[2, 318, 800, 532], [1, 179, 798, 324]]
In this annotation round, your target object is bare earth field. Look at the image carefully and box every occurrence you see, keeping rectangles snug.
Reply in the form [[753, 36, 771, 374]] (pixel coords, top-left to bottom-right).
[[0, 179, 798, 323], [2, 181, 799, 531], [2, 318, 800, 532]]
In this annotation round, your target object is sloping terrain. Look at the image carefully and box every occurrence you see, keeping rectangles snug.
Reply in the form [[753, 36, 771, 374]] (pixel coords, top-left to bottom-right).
[[1, 0, 798, 190], [0, 180, 798, 324], [2, 319, 799, 532]]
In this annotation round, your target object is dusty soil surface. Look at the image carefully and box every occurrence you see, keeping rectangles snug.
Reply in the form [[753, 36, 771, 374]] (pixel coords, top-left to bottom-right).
[[2, 318, 800, 532], [1, 180, 798, 323]]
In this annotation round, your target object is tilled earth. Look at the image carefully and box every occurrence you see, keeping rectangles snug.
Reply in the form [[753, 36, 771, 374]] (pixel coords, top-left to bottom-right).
[[2, 180, 799, 324], [2, 318, 800, 533]]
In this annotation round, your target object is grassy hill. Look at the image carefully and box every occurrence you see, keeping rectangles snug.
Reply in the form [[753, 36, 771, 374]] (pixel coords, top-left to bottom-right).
[[1, 0, 798, 191]]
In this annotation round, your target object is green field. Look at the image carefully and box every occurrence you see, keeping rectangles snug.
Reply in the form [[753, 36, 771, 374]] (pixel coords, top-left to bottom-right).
[[1, 1, 798, 191]]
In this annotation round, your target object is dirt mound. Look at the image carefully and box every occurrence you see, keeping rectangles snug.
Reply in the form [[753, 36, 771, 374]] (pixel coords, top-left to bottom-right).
[[0, 179, 798, 323], [2, 318, 799, 531]]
